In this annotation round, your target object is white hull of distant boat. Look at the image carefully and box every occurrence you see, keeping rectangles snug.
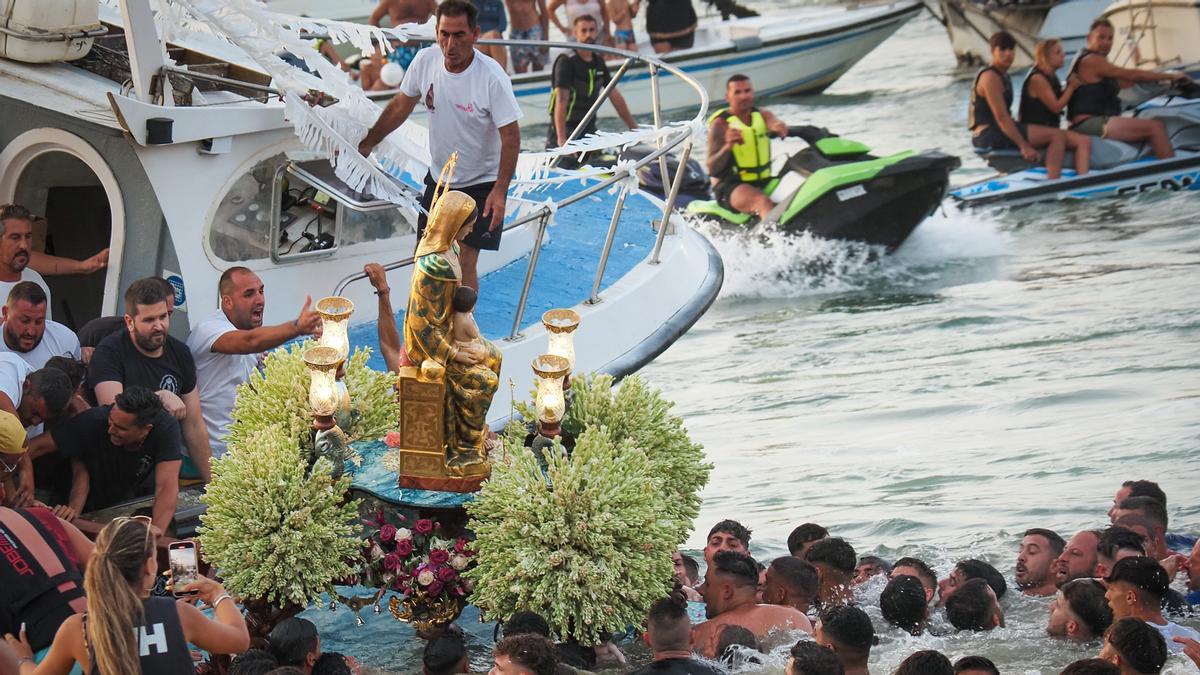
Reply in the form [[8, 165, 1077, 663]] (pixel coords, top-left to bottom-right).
[[1101, 0, 1200, 71], [934, 0, 1111, 68]]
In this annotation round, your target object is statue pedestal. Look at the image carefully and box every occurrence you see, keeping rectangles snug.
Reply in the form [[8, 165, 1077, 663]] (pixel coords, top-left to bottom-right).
[[395, 366, 490, 493]]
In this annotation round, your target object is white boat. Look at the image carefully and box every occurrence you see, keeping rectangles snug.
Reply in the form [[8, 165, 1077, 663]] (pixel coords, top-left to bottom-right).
[[1101, 0, 1200, 71], [932, 0, 1111, 68], [0, 0, 722, 428]]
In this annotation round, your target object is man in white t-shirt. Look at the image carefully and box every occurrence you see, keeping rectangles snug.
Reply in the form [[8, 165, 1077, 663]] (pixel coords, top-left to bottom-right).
[[0, 354, 72, 506], [0, 282, 81, 369], [0, 204, 109, 322], [187, 266, 322, 458], [358, 0, 523, 291]]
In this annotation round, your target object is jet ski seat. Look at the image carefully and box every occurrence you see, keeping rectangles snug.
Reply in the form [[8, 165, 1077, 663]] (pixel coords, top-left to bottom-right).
[[975, 137, 1140, 173]]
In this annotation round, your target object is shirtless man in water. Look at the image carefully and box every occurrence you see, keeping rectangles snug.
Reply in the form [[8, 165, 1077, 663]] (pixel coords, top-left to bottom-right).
[[361, 0, 439, 90], [693, 551, 811, 658]]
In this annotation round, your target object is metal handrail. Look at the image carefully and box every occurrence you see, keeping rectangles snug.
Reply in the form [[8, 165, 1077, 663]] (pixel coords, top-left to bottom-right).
[[546, 57, 634, 169]]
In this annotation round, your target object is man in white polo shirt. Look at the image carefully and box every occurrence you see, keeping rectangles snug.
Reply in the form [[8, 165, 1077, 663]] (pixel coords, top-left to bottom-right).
[[186, 266, 322, 458], [358, 0, 523, 291], [0, 282, 80, 369]]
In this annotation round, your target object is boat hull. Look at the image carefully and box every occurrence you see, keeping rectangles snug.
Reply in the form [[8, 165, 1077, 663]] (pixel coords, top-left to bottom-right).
[[1102, 0, 1200, 71], [935, 0, 1110, 68]]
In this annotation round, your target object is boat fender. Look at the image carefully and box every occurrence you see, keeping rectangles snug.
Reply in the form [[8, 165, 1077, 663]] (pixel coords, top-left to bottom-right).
[[731, 35, 764, 52]]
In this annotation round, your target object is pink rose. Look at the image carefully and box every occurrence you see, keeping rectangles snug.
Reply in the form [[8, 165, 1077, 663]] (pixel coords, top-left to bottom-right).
[[429, 549, 449, 566], [385, 430, 402, 447], [379, 524, 397, 542], [414, 519, 434, 536], [454, 538, 470, 554], [437, 566, 458, 583], [394, 539, 414, 556], [427, 580, 445, 596], [417, 569, 436, 586], [383, 553, 401, 571]]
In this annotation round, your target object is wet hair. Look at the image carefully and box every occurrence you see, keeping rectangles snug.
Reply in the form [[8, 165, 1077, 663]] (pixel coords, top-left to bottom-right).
[[1106, 556, 1168, 603], [453, 285, 477, 313], [423, 631, 467, 675], [880, 575, 926, 635], [6, 281, 46, 308], [1097, 525, 1147, 561], [708, 519, 752, 548], [1089, 17, 1114, 33], [1024, 528, 1066, 557], [856, 555, 891, 576], [1105, 617, 1167, 674], [680, 553, 699, 585], [956, 559, 1007, 598], [26, 368, 72, 418], [712, 550, 759, 588], [726, 73, 751, 88], [989, 31, 1016, 51], [1122, 480, 1166, 507], [945, 578, 997, 631], [267, 618, 320, 668], [953, 655, 999, 675], [0, 203, 32, 232], [229, 649, 279, 675], [805, 537, 856, 576], [892, 557, 937, 589], [502, 610, 551, 638], [1060, 658, 1121, 675], [1033, 38, 1062, 72], [715, 624, 759, 665], [788, 640, 843, 675], [818, 605, 874, 658], [217, 266, 254, 298], [895, 650, 953, 675], [770, 556, 819, 604], [494, 634, 557, 675], [436, 0, 478, 29], [572, 13, 597, 26], [312, 652, 352, 675], [1060, 579, 1113, 638], [646, 594, 690, 652], [123, 277, 172, 317], [788, 523, 829, 555], [44, 356, 86, 393], [84, 517, 157, 675], [1117, 496, 1168, 530], [114, 385, 165, 427]]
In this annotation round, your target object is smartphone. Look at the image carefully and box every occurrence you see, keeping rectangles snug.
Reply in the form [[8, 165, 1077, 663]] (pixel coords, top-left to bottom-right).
[[168, 541, 200, 597]]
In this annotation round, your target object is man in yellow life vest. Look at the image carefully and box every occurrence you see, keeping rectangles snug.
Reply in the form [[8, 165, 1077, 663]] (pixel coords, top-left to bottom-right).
[[705, 74, 790, 219]]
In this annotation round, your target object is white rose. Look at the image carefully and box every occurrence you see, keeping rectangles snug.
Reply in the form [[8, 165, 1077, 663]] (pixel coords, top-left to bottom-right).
[[394, 528, 413, 541], [370, 543, 385, 560], [417, 569, 436, 586], [450, 554, 469, 570]]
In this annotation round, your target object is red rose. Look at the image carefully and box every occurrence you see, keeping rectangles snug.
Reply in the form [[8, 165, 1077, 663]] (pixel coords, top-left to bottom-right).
[[383, 553, 401, 571], [437, 566, 458, 582], [385, 430, 402, 448], [379, 524, 397, 542], [414, 519, 434, 535], [427, 580, 445, 596], [429, 549, 450, 565], [394, 539, 414, 556], [454, 538, 470, 554]]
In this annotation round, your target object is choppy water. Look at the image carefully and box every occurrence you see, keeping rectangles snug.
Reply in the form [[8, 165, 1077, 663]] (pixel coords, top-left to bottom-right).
[[636, 9, 1200, 674]]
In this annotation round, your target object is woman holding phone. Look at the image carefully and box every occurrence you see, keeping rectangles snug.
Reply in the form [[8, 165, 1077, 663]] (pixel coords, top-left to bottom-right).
[[3, 516, 249, 674]]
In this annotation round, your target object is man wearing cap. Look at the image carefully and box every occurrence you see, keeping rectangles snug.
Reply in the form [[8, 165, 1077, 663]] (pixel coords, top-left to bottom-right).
[[1104, 556, 1200, 653], [0, 410, 93, 655], [0, 354, 72, 507]]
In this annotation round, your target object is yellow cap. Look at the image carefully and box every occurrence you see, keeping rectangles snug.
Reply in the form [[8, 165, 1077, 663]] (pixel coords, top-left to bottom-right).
[[0, 410, 26, 455]]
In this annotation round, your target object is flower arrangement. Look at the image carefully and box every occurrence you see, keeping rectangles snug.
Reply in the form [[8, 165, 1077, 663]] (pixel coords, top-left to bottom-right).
[[198, 424, 362, 608], [360, 511, 474, 600], [225, 340, 400, 459], [466, 426, 675, 645]]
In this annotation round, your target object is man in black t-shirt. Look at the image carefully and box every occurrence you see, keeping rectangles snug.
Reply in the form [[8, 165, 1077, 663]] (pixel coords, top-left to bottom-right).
[[631, 596, 723, 675], [27, 386, 181, 534], [88, 278, 211, 482], [547, 15, 638, 150]]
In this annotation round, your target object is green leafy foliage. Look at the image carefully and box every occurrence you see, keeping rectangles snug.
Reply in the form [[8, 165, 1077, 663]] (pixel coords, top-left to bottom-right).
[[198, 424, 362, 608], [466, 427, 675, 644], [225, 341, 400, 455]]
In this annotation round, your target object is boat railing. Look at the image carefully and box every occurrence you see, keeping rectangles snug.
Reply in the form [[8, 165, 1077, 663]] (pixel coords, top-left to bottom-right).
[[333, 38, 708, 342]]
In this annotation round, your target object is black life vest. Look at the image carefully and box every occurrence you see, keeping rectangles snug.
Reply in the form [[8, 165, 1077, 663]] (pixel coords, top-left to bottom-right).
[[0, 507, 87, 651], [968, 66, 1013, 131], [1068, 49, 1122, 119], [85, 597, 194, 675], [1019, 68, 1064, 127]]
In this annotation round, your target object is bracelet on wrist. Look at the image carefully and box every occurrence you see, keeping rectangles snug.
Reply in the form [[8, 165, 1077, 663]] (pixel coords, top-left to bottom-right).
[[212, 593, 233, 610]]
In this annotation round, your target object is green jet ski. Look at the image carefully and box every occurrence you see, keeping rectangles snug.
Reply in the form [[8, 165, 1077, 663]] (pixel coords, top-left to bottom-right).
[[687, 126, 961, 251]]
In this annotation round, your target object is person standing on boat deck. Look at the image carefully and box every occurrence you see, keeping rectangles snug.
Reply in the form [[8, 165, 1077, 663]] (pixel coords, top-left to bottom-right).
[[1019, 39, 1092, 175], [87, 278, 213, 484], [187, 267, 323, 459], [505, 0, 550, 73], [548, 15, 638, 149], [548, 0, 610, 43], [476, 0, 511, 72], [0, 283, 80, 370], [1068, 18, 1191, 159], [645, 0, 696, 52], [361, 0, 438, 90], [706, 74, 789, 220], [0, 205, 109, 322], [970, 31, 1073, 179], [359, 0, 523, 292]]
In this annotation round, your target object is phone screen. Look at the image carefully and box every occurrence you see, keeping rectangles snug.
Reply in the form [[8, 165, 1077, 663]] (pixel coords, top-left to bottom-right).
[[169, 544, 199, 594]]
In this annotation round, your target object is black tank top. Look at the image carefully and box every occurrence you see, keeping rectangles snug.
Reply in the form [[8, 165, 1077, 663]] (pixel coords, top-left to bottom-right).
[[968, 66, 1012, 131], [1019, 69, 1064, 127], [1067, 50, 1122, 119], [85, 597, 193, 674]]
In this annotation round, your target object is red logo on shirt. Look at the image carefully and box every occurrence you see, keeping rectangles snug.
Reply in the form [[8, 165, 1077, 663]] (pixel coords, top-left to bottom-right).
[[455, 103, 476, 113], [425, 84, 435, 112]]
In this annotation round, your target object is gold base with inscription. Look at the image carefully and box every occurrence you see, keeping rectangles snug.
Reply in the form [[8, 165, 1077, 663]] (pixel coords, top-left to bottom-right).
[[395, 365, 490, 492]]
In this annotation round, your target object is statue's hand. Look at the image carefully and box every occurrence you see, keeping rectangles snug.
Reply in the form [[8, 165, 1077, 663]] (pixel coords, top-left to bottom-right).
[[453, 344, 484, 365]]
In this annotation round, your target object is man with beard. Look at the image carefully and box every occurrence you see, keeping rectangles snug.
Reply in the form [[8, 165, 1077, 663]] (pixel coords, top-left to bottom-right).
[[88, 278, 211, 482], [547, 15, 637, 151], [692, 551, 810, 658], [0, 283, 80, 369], [0, 205, 108, 321], [1017, 528, 1064, 596], [1054, 530, 1100, 588], [187, 267, 321, 458]]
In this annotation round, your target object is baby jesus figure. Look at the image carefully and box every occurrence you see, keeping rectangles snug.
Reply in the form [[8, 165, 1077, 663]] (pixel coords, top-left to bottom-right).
[[450, 285, 484, 358]]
